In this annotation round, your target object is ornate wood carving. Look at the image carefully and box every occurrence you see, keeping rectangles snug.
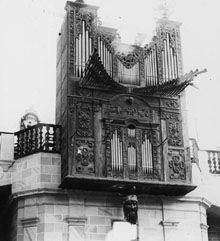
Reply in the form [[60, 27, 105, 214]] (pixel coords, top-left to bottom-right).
[[75, 139, 94, 174], [116, 46, 143, 69], [161, 111, 183, 147], [103, 104, 153, 122], [165, 99, 179, 109], [104, 120, 112, 176], [76, 102, 93, 137], [168, 148, 186, 180]]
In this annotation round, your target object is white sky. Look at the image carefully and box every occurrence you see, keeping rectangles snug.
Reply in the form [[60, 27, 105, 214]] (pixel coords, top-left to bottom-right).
[[0, 0, 219, 149]]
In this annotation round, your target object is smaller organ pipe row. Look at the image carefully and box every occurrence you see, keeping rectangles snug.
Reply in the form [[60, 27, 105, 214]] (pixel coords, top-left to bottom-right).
[[144, 45, 158, 86], [118, 61, 140, 85], [141, 134, 153, 175], [128, 145, 137, 173], [75, 21, 93, 77], [144, 32, 179, 85], [162, 32, 178, 82], [111, 130, 123, 172], [98, 37, 113, 77], [128, 128, 135, 138]]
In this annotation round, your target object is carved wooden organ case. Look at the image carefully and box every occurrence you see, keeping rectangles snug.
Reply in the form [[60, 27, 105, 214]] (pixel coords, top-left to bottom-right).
[[56, 1, 196, 195]]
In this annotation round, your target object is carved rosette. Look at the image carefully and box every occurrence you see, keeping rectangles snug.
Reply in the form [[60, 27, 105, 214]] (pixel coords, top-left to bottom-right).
[[76, 139, 95, 174], [161, 111, 183, 147], [68, 97, 77, 114], [165, 99, 179, 109], [168, 148, 186, 180], [76, 102, 93, 137]]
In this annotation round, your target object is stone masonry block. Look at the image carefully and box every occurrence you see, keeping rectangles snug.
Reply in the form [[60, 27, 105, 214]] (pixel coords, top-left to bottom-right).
[[86, 207, 98, 216], [24, 206, 38, 219], [69, 204, 85, 217], [38, 223, 54, 232], [90, 216, 106, 225], [44, 232, 63, 241], [25, 197, 37, 206], [39, 174, 51, 183], [90, 233, 106, 240], [98, 207, 113, 217], [97, 225, 111, 234], [52, 158, 61, 165], [22, 168, 32, 178], [40, 157, 52, 165], [54, 205, 68, 216]]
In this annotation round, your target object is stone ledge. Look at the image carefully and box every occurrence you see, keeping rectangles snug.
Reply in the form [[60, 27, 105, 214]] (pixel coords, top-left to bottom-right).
[[160, 221, 179, 228], [66, 217, 87, 226], [20, 217, 39, 227]]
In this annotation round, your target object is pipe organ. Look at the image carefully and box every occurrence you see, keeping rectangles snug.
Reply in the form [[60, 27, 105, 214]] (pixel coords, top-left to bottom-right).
[[58, 0, 195, 196]]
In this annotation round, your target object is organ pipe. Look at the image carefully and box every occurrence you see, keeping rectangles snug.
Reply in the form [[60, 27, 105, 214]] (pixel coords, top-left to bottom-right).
[[97, 37, 113, 77], [75, 21, 93, 77], [142, 134, 153, 175], [128, 145, 137, 173], [111, 130, 123, 173]]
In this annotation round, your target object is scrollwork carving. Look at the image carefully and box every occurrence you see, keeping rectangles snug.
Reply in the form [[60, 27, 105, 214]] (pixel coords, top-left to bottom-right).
[[116, 46, 143, 69], [161, 111, 183, 147], [76, 139, 94, 174], [76, 102, 93, 137], [165, 100, 179, 109], [104, 104, 153, 122], [168, 148, 185, 180]]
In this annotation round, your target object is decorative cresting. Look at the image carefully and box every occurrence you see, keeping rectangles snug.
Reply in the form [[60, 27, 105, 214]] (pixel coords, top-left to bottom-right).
[[14, 123, 61, 159]]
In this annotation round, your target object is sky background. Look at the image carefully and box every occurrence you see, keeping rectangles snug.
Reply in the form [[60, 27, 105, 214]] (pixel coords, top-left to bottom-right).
[[0, 0, 219, 149]]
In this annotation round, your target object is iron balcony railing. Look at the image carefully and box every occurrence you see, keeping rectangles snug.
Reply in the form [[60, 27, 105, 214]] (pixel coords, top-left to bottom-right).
[[14, 123, 61, 159]]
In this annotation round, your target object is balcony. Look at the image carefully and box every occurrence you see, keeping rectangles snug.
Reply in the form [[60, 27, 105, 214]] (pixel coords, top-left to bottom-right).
[[14, 123, 61, 160]]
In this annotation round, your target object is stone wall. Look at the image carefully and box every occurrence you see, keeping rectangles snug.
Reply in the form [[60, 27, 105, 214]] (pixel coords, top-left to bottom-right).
[[0, 152, 210, 241]]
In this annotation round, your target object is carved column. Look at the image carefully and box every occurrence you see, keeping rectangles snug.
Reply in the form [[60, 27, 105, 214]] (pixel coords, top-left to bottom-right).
[[93, 102, 103, 176]]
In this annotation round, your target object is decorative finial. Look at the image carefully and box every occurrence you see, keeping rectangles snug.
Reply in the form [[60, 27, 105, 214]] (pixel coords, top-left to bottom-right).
[[153, 0, 176, 19]]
